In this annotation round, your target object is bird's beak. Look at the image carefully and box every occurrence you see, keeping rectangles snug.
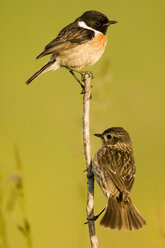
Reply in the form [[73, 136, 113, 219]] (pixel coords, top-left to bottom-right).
[[94, 133, 103, 138], [107, 20, 118, 26]]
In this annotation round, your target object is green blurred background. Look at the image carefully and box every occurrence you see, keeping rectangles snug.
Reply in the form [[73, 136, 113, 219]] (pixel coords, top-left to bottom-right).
[[1, 0, 165, 247]]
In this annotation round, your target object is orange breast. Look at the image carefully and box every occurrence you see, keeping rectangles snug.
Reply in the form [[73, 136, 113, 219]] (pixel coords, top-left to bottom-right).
[[93, 33, 107, 51]]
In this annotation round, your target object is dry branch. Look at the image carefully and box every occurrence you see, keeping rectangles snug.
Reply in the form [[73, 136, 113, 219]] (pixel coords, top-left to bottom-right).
[[82, 73, 99, 248]]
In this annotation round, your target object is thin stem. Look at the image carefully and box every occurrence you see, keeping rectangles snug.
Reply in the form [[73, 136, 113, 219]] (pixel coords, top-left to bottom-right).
[[14, 146, 33, 248], [82, 73, 99, 248]]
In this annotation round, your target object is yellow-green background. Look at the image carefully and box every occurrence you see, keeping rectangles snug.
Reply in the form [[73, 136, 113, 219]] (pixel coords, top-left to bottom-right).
[[1, 0, 165, 247]]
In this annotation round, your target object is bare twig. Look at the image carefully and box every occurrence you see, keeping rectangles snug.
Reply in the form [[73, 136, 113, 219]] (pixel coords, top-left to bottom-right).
[[82, 73, 99, 248]]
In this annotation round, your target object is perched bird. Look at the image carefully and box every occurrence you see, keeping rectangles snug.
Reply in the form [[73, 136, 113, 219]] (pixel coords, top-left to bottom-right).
[[26, 10, 117, 86], [92, 127, 146, 230]]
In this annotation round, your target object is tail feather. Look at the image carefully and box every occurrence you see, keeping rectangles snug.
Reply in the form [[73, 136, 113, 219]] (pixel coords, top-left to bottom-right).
[[100, 197, 146, 231], [102, 205, 110, 227], [129, 207, 140, 229], [36, 51, 46, 60], [123, 203, 132, 230], [26, 59, 56, 85], [108, 199, 116, 229], [117, 205, 122, 230], [131, 203, 146, 228], [112, 198, 122, 230]]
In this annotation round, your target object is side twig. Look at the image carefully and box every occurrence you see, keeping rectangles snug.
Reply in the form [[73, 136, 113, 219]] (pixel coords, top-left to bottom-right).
[[82, 73, 99, 248]]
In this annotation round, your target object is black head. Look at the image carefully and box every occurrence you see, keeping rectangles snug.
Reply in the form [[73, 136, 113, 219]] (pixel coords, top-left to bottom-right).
[[77, 10, 117, 34], [94, 127, 132, 147]]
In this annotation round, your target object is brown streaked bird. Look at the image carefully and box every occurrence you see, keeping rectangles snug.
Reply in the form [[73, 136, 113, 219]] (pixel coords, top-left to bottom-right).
[[26, 10, 117, 86], [92, 127, 146, 230]]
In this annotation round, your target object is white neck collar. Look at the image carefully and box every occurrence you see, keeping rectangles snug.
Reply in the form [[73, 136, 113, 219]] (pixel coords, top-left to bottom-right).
[[78, 21, 100, 34]]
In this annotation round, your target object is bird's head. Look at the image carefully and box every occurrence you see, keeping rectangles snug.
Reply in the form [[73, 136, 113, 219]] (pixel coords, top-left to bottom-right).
[[94, 127, 132, 148], [77, 10, 117, 34]]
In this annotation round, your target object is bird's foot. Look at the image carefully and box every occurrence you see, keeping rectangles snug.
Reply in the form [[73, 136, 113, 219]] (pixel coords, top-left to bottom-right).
[[87, 172, 94, 179], [80, 71, 94, 82], [84, 208, 105, 224], [66, 67, 93, 95]]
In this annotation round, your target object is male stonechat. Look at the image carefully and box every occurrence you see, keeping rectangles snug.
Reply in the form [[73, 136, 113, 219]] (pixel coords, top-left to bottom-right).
[[26, 10, 117, 86], [92, 127, 146, 230]]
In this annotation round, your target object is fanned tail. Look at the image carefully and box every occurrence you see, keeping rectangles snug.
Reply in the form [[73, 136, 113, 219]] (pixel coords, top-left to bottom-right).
[[100, 197, 146, 231], [26, 59, 56, 85]]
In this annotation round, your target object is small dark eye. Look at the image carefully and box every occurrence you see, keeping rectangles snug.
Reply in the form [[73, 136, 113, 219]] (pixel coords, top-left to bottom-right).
[[96, 21, 101, 26], [107, 134, 112, 139]]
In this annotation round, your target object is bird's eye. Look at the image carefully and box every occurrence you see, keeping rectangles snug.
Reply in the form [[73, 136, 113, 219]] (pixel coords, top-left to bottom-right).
[[96, 21, 101, 26], [107, 134, 112, 139]]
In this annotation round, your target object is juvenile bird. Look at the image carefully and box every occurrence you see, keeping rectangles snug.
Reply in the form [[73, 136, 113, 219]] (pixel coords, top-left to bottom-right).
[[92, 127, 146, 230], [26, 10, 117, 86]]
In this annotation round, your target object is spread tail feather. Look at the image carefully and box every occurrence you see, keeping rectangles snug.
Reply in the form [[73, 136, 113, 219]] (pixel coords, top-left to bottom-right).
[[100, 197, 146, 231], [26, 59, 56, 85]]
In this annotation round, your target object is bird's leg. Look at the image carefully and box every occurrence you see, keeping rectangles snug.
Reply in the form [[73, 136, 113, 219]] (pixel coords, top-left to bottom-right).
[[84, 208, 105, 224], [72, 70, 94, 99], [68, 70, 85, 93], [64, 66, 94, 94], [70, 69, 94, 82]]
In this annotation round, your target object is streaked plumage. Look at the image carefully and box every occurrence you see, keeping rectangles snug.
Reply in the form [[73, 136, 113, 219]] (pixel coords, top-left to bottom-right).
[[93, 127, 146, 230]]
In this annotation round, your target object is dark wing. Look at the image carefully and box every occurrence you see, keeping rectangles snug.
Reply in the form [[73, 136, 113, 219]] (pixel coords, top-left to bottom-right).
[[97, 146, 136, 194], [36, 22, 95, 59]]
